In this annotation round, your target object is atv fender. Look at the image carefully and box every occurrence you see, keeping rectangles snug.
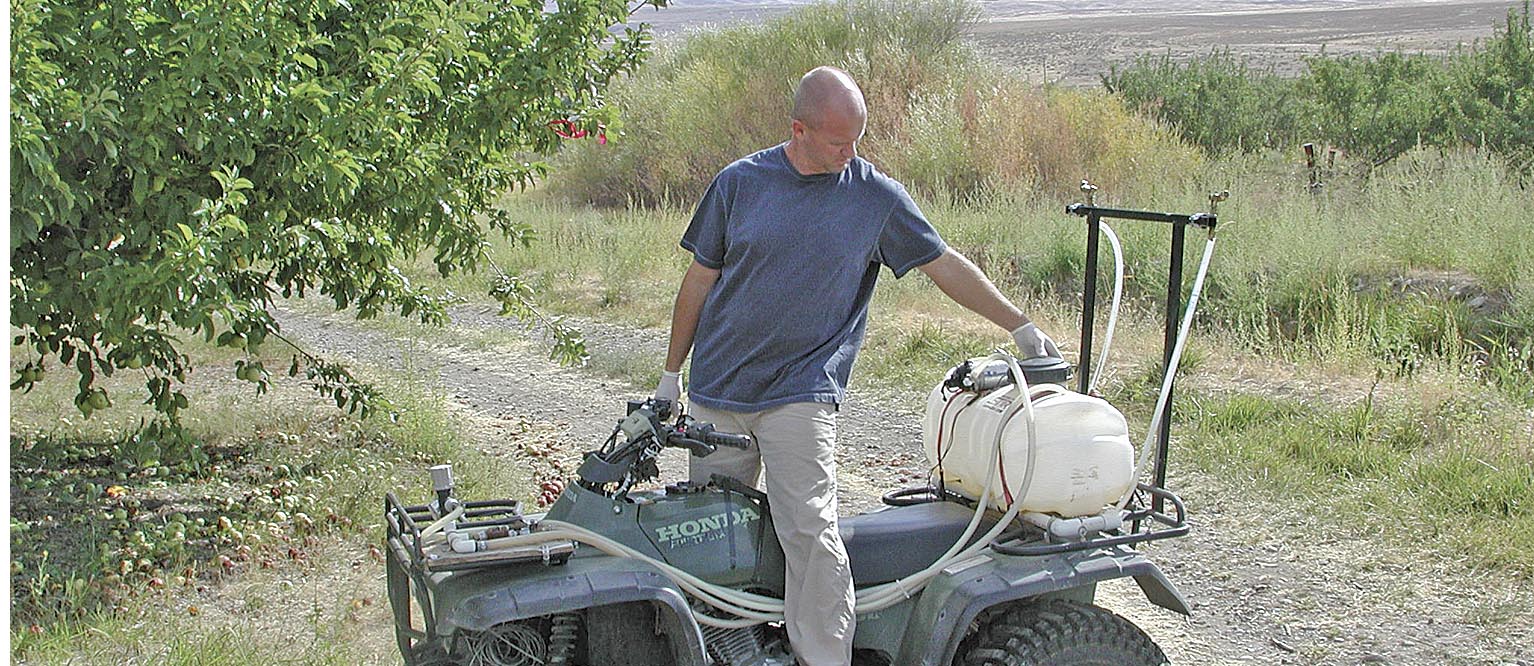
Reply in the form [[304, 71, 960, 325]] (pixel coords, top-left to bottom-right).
[[431, 554, 710, 665], [894, 545, 1188, 666]]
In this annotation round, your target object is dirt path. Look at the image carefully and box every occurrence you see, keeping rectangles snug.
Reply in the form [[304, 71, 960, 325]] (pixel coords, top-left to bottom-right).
[[275, 303, 1532, 666]]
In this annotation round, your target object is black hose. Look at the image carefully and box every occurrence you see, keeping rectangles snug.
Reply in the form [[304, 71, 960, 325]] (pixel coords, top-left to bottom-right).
[[880, 485, 980, 508], [881, 486, 939, 506]]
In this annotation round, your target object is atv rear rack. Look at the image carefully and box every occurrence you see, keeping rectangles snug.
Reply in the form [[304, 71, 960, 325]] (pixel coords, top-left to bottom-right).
[[991, 483, 1188, 556], [881, 482, 1187, 557]]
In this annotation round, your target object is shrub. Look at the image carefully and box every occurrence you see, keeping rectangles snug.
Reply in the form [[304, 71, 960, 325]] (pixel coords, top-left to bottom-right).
[[1104, 3, 1534, 173], [1103, 50, 1302, 155], [551, 0, 981, 205], [1450, 2, 1534, 174], [550, 0, 1196, 206]]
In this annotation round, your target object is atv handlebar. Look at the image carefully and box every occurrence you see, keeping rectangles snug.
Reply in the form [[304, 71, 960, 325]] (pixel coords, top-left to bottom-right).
[[679, 421, 753, 449], [627, 398, 752, 454], [662, 419, 752, 457], [579, 400, 754, 498]]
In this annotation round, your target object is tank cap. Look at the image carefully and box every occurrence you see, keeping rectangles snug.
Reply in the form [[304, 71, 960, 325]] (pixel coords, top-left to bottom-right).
[[1018, 356, 1073, 385]]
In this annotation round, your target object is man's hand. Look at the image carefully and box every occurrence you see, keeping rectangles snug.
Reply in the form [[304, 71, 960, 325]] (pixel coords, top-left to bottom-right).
[[655, 370, 683, 402], [1011, 323, 1062, 359]]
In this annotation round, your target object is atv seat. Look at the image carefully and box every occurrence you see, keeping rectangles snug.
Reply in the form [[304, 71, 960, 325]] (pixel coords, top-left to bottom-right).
[[839, 500, 990, 587]]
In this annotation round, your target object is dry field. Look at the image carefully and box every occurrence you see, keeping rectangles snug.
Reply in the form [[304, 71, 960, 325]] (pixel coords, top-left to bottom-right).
[[635, 0, 1519, 85]]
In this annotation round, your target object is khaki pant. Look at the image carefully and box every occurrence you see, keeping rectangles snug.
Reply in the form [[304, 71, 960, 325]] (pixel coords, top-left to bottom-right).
[[687, 402, 854, 666]]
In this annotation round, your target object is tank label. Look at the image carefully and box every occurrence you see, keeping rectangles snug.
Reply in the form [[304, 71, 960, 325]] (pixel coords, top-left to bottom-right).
[[653, 506, 761, 548], [981, 393, 1014, 414]]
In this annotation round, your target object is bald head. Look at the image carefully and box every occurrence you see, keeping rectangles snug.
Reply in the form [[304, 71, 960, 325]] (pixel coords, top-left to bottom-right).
[[791, 66, 867, 129], [784, 66, 867, 174]]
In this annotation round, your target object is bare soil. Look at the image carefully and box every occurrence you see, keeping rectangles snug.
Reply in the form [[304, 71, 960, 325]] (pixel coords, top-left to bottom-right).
[[273, 303, 1534, 666]]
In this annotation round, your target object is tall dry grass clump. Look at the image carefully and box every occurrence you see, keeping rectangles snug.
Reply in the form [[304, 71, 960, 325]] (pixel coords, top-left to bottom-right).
[[549, 0, 1197, 206], [887, 79, 1200, 202], [550, 0, 980, 205]]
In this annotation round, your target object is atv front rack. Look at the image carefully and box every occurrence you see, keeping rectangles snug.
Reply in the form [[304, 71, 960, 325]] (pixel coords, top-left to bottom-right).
[[384, 492, 578, 665], [384, 492, 573, 573]]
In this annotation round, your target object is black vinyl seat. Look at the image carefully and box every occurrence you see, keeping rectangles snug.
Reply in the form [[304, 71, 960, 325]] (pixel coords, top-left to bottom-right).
[[839, 500, 990, 587]]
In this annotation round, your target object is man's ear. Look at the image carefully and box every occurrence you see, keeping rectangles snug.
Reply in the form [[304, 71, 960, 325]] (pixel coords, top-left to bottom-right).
[[790, 118, 807, 139]]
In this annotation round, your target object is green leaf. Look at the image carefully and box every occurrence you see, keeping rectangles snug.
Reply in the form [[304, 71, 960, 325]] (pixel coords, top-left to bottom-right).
[[10, 0, 657, 430]]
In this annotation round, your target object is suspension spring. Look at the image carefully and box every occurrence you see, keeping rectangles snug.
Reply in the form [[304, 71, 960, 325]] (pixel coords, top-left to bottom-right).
[[547, 613, 581, 665]]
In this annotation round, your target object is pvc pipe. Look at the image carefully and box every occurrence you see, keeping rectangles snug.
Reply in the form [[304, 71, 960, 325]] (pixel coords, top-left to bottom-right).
[[1022, 509, 1123, 541], [1116, 236, 1218, 510]]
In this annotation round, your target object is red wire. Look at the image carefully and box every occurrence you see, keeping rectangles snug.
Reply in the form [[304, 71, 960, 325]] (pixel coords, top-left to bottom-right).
[[999, 389, 1025, 507], [934, 390, 964, 480]]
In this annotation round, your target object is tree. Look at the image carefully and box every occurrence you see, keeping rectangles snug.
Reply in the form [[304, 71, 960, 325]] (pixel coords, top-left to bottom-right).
[[10, 0, 662, 430], [1452, 1, 1534, 174]]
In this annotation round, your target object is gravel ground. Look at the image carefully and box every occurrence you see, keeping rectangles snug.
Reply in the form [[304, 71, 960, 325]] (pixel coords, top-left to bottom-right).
[[275, 303, 1533, 666]]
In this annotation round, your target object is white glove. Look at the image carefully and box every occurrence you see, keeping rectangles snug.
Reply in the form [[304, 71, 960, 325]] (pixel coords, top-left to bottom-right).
[[1011, 323, 1062, 359], [655, 370, 683, 402]]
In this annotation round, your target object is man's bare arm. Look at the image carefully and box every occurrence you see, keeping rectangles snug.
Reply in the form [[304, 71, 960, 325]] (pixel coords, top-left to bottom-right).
[[665, 260, 722, 373], [917, 248, 1029, 332]]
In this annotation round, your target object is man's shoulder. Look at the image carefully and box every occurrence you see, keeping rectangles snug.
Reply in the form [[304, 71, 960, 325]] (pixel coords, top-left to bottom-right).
[[852, 155, 895, 184], [719, 144, 788, 179], [847, 157, 910, 198]]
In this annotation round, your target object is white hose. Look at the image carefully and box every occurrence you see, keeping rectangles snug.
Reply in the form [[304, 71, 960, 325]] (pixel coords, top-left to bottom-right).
[[993, 353, 1039, 513], [1115, 235, 1218, 510], [1090, 221, 1125, 393], [467, 350, 1039, 628], [419, 505, 464, 546]]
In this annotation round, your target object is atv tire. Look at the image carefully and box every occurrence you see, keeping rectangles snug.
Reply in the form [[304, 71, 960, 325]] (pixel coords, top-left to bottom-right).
[[956, 599, 1169, 666]]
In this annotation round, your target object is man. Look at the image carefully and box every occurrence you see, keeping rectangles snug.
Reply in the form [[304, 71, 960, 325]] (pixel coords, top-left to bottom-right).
[[654, 66, 1061, 666]]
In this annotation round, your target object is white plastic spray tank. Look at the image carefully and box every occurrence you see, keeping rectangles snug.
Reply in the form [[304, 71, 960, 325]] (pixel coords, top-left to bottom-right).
[[922, 359, 1135, 517]]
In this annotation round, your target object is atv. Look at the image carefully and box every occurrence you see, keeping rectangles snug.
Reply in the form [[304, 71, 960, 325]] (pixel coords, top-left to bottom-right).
[[384, 187, 1224, 666]]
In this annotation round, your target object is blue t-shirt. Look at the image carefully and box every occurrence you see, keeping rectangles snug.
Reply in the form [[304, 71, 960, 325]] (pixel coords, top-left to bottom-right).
[[681, 144, 947, 412]]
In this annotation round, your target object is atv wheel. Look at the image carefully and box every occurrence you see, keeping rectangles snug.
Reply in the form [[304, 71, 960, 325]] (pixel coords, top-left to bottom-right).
[[956, 599, 1168, 666]]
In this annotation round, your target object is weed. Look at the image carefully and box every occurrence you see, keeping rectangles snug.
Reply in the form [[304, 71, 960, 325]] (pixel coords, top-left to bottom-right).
[[1181, 389, 1534, 575]]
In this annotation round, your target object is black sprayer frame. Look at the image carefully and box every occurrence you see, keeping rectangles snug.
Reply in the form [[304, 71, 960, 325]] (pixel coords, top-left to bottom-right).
[[1065, 203, 1217, 509]]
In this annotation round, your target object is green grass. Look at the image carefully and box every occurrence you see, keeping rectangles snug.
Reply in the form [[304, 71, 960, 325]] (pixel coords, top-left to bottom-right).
[[1176, 388, 1534, 575], [488, 143, 1534, 399], [8, 333, 519, 664], [14, 607, 378, 665]]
